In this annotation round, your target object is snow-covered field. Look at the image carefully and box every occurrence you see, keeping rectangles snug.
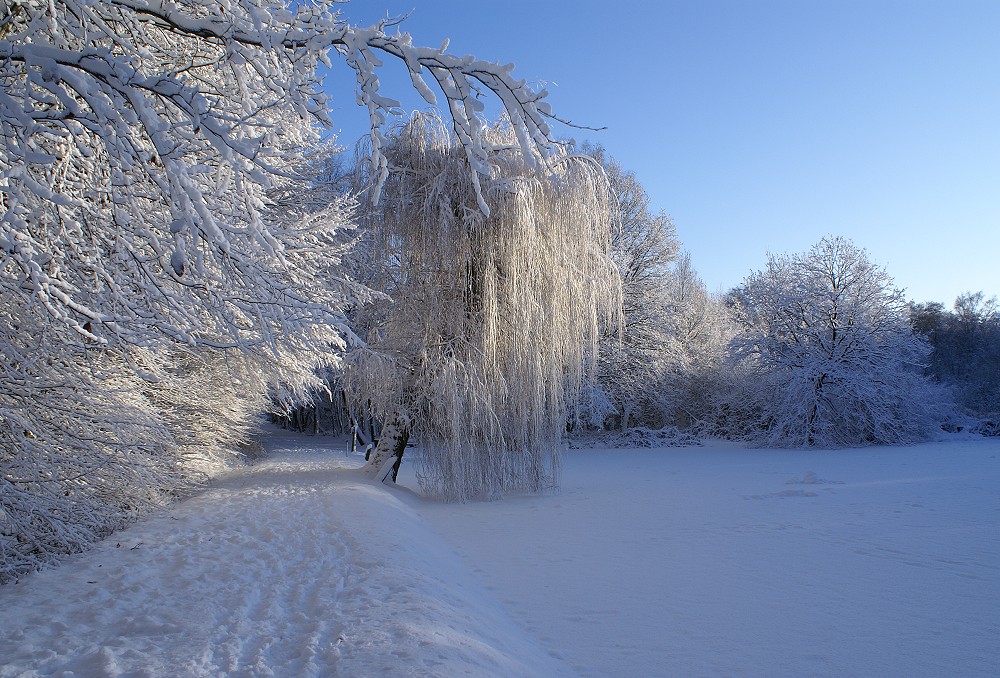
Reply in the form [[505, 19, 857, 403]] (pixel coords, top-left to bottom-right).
[[407, 438, 1000, 676], [1, 432, 997, 677]]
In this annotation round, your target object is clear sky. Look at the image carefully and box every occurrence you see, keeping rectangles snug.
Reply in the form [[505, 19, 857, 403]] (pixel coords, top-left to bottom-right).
[[330, 1, 1000, 305]]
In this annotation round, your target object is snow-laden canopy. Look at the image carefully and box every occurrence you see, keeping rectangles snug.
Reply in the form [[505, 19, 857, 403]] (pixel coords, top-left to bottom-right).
[[0, 0, 571, 580]]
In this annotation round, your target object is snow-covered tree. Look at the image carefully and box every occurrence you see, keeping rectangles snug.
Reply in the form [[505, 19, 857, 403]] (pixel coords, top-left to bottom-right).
[[912, 292, 1000, 424], [569, 147, 734, 434], [1, 0, 559, 357], [715, 236, 949, 447], [572, 146, 678, 430], [1, 0, 573, 577], [345, 113, 621, 499], [655, 252, 736, 429]]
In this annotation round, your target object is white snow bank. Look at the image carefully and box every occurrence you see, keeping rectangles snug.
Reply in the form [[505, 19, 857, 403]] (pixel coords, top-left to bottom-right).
[[0, 432, 571, 677], [404, 436, 1000, 677]]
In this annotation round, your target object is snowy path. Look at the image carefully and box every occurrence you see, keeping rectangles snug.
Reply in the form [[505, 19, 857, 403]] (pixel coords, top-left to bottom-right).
[[0, 434, 571, 677], [405, 437, 1000, 677]]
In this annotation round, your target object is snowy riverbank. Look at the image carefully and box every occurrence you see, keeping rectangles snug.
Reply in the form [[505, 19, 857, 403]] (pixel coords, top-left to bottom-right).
[[2, 432, 998, 676]]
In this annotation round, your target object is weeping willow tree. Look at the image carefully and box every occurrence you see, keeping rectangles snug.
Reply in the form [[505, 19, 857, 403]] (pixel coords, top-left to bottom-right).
[[348, 113, 621, 500]]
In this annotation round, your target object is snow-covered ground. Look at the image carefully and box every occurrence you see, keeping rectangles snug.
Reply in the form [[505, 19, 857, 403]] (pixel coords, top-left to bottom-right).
[[1, 432, 998, 677], [0, 434, 569, 678], [405, 437, 1000, 676]]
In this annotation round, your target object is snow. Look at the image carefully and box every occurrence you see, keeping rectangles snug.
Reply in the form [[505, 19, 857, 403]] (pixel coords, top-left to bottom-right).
[[2, 432, 998, 677], [0, 434, 568, 678], [406, 438, 1000, 676]]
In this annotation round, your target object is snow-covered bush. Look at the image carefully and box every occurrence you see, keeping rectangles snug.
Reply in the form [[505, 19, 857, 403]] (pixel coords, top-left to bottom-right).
[[0, 335, 179, 581], [568, 426, 700, 449]]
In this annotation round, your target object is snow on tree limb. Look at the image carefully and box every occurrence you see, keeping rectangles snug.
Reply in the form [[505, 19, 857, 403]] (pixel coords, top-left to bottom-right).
[[1, 0, 560, 350], [0, 0, 571, 576], [9, 0, 558, 204]]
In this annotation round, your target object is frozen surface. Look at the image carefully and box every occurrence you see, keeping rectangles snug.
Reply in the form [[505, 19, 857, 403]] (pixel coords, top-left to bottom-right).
[[1, 433, 998, 677], [403, 437, 1000, 677]]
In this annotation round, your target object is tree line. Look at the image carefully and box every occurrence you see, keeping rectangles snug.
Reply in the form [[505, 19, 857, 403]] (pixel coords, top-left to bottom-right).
[[911, 293, 1000, 431], [297, 120, 997, 457]]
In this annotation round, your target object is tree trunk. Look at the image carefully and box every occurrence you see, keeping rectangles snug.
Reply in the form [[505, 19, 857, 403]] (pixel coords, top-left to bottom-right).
[[621, 401, 634, 433], [806, 375, 826, 446], [364, 411, 410, 483], [806, 402, 818, 446]]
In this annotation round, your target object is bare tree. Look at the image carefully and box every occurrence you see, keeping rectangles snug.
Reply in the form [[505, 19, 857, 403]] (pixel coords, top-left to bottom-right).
[[575, 146, 679, 430], [655, 252, 735, 429]]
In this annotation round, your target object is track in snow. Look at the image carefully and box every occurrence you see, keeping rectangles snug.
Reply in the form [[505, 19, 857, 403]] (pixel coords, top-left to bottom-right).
[[0, 434, 570, 677]]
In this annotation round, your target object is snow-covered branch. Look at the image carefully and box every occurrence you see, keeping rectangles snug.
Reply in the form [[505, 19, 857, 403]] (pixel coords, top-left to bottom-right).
[[1, 0, 561, 348], [1, 0, 571, 579]]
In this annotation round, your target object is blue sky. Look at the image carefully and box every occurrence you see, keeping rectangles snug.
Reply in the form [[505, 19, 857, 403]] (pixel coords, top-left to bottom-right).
[[330, 1, 999, 304]]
